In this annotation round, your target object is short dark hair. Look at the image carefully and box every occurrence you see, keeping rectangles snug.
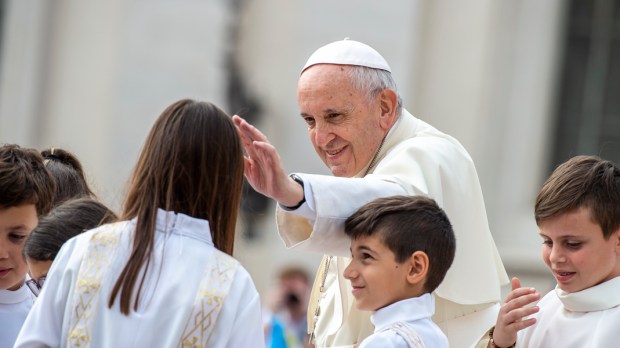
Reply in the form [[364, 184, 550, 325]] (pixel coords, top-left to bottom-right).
[[24, 197, 117, 261], [41, 147, 95, 207], [0, 144, 55, 215], [345, 195, 456, 293], [535, 155, 620, 238]]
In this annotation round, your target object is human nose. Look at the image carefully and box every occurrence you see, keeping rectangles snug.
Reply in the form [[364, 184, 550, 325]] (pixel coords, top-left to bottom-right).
[[548, 245, 565, 264], [343, 260, 357, 280], [312, 121, 335, 148]]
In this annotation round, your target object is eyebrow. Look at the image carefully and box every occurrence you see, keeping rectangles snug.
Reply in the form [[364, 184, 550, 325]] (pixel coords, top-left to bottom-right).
[[539, 233, 582, 239], [300, 107, 352, 118], [355, 245, 375, 253], [6, 224, 29, 231]]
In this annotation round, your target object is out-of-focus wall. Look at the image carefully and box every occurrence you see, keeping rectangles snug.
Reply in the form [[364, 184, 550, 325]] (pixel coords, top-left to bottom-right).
[[0, 0, 565, 298]]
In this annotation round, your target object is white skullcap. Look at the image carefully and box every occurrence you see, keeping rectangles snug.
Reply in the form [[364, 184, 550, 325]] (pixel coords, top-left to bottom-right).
[[301, 38, 391, 74]]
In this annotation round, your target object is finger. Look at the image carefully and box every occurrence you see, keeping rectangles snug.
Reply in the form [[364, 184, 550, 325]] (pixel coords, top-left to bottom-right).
[[511, 277, 521, 291], [234, 115, 269, 143], [506, 317, 537, 332], [501, 305, 540, 325], [232, 115, 243, 126], [503, 286, 537, 303], [502, 292, 541, 314]]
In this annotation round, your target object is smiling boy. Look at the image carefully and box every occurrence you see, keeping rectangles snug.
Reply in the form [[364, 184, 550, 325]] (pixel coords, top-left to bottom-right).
[[343, 195, 456, 347], [486, 155, 620, 347], [0, 144, 54, 347]]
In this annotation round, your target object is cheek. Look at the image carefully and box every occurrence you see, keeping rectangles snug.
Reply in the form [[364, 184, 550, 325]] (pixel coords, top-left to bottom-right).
[[9, 244, 28, 267], [541, 247, 551, 264]]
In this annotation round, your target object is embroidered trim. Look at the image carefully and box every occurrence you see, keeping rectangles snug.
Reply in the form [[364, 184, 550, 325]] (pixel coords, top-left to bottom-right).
[[387, 322, 427, 348], [178, 252, 239, 347], [66, 224, 123, 347]]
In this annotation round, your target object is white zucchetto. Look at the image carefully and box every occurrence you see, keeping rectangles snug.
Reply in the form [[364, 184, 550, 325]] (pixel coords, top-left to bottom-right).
[[301, 38, 391, 74]]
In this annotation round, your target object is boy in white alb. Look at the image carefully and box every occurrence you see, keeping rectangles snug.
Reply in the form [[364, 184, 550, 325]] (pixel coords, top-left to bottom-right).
[[343, 195, 455, 347], [0, 144, 54, 348], [481, 155, 620, 348]]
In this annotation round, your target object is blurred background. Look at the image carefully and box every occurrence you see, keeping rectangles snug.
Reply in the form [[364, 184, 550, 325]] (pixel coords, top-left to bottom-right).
[[1, 0, 619, 300]]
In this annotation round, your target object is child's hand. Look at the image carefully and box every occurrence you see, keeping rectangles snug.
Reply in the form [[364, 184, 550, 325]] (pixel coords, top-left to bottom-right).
[[491, 277, 541, 347]]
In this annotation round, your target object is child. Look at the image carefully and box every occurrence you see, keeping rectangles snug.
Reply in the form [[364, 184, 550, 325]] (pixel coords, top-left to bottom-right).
[[485, 155, 620, 347], [15, 99, 264, 347], [343, 195, 456, 347], [0, 144, 55, 348], [23, 197, 117, 296]]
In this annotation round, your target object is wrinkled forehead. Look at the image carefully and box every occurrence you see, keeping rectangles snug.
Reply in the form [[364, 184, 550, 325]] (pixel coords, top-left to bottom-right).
[[298, 64, 351, 86]]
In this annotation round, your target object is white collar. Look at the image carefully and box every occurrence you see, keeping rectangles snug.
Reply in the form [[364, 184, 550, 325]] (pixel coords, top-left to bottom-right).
[[0, 283, 34, 304], [130, 209, 214, 246], [556, 276, 620, 312], [371, 293, 435, 333]]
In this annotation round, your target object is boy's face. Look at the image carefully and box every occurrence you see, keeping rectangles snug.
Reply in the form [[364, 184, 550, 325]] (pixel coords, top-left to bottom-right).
[[0, 204, 38, 291], [539, 207, 620, 293], [344, 234, 411, 311]]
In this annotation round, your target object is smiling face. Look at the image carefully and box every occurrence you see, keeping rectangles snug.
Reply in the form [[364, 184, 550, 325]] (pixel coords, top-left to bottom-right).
[[297, 65, 394, 177], [539, 207, 620, 293], [0, 204, 38, 291], [343, 234, 413, 311]]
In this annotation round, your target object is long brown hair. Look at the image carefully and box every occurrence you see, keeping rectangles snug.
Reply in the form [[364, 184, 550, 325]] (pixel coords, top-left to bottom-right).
[[108, 99, 244, 314]]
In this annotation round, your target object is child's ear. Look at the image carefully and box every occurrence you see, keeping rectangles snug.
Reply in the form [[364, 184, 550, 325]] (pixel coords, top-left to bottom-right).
[[406, 251, 429, 286], [614, 228, 620, 253]]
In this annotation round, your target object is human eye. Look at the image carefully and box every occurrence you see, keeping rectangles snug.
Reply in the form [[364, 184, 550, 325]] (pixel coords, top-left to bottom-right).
[[541, 238, 552, 247], [302, 116, 315, 128], [9, 232, 28, 243], [565, 241, 582, 249], [326, 112, 343, 122], [361, 252, 374, 262]]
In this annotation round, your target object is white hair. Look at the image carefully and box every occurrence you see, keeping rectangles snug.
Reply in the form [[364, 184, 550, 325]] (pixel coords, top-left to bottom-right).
[[346, 65, 403, 116]]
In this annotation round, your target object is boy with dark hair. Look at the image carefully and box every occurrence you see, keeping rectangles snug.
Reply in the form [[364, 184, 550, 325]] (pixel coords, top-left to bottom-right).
[[344, 195, 455, 347], [0, 144, 55, 347], [484, 155, 620, 347]]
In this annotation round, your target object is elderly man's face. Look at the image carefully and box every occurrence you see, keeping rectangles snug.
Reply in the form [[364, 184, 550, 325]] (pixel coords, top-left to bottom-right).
[[297, 65, 388, 177]]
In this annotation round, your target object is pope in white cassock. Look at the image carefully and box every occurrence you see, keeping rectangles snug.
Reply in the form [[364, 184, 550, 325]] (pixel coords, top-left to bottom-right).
[[233, 39, 509, 348], [14, 100, 265, 348]]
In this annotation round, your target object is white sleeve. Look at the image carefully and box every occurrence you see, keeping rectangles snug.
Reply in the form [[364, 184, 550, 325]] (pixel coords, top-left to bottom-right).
[[225, 268, 265, 348], [276, 174, 406, 257], [14, 238, 80, 348]]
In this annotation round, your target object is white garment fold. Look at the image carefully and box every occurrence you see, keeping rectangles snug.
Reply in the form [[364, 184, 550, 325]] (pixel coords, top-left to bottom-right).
[[15, 209, 264, 348], [276, 110, 508, 348]]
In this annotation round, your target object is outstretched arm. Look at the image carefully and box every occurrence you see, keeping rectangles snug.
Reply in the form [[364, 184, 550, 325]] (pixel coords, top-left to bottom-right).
[[489, 277, 540, 347], [232, 115, 304, 208]]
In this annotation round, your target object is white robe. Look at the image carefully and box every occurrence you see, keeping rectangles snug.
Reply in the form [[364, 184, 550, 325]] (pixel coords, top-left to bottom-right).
[[516, 276, 620, 347], [276, 110, 509, 348], [15, 209, 264, 348], [360, 294, 448, 348], [0, 284, 34, 348]]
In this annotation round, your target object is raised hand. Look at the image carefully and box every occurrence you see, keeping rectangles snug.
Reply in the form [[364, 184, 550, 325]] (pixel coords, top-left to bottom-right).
[[491, 277, 541, 347], [232, 115, 304, 207]]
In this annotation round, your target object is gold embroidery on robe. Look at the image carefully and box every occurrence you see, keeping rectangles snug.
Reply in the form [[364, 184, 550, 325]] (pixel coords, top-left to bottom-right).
[[66, 223, 124, 348], [178, 252, 239, 348]]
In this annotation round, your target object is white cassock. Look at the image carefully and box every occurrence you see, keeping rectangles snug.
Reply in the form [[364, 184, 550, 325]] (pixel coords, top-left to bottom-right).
[[277, 110, 509, 348], [0, 284, 34, 348], [360, 293, 448, 348], [516, 276, 620, 347], [15, 209, 264, 348]]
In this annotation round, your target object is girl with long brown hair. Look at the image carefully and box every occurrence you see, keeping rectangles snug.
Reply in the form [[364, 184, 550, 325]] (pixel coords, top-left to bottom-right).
[[16, 99, 264, 347]]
